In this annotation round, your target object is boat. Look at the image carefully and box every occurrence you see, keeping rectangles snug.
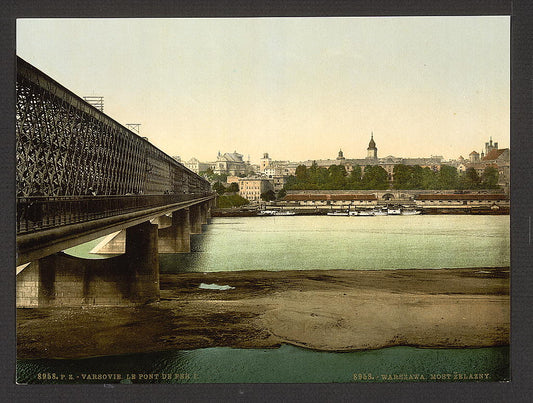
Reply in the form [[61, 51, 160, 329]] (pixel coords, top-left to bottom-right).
[[327, 211, 350, 216], [387, 208, 401, 215], [401, 209, 421, 215], [273, 210, 296, 216], [257, 210, 277, 216], [355, 210, 375, 216], [372, 209, 388, 216]]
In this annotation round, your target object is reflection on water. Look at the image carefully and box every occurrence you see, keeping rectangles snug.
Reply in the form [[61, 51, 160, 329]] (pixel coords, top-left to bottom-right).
[[17, 344, 509, 384]]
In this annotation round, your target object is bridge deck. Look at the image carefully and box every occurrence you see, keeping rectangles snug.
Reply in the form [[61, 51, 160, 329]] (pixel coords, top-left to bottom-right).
[[16, 194, 215, 266]]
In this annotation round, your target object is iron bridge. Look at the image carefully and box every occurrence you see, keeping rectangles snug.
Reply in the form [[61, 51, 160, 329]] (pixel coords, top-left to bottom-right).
[[16, 57, 215, 265]]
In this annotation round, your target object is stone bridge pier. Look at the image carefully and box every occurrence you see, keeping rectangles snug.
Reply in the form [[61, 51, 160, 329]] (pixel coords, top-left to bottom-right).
[[17, 221, 159, 307], [16, 200, 214, 307], [158, 208, 191, 253]]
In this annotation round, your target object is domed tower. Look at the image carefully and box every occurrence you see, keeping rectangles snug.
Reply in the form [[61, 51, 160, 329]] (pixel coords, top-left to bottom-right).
[[366, 132, 377, 160], [336, 148, 345, 162]]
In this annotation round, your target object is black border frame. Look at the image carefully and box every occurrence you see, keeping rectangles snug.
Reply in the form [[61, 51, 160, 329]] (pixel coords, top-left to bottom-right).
[[2, 1, 531, 401]]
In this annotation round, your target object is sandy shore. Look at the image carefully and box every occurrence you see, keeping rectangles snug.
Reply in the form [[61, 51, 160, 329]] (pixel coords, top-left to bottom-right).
[[17, 267, 509, 359]]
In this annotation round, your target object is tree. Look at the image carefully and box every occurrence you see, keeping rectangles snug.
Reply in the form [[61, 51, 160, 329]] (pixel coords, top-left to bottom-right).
[[326, 164, 347, 189], [410, 165, 424, 189], [217, 194, 250, 208], [284, 175, 298, 190], [361, 165, 389, 189], [261, 189, 276, 202], [461, 167, 481, 189], [202, 169, 228, 184], [346, 165, 362, 189], [226, 182, 239, 193], [295, 165, 309, 183], [481, 166, 500, 189], [437, 165, 458, 189], [277, 188, 287, 199], [212, 181, 226, 195], [393, 165, 424, 189], [421, 167, 438, 189], [307, 161, 320, 185], [393, 164, 412, 189]]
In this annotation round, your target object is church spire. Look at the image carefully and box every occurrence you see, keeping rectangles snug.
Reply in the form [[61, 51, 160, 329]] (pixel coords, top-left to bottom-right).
[[366, 132, 377, 160]]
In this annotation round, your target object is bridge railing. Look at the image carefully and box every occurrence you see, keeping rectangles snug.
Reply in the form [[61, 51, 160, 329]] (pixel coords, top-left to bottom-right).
[[16, 193, 213, 235]]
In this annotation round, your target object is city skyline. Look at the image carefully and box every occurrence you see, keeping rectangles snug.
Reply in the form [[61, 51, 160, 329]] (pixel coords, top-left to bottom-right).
[[17, 17, 510, 164]]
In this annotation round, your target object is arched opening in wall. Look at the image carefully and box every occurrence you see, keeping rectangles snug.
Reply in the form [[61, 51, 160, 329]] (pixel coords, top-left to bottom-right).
[[382, 193, 394, 200]]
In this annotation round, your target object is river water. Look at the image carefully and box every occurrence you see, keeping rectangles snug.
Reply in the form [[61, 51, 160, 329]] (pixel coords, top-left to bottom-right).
[[160, 215, 510, 273], [17, 215, 510, 383]]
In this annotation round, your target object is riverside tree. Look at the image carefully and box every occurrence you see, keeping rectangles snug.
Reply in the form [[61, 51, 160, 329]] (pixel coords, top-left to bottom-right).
[[261, 189, 276, 202], [283, 162, 498, 191], [481, 166, 500, 189], [360, 165, 389, 189], [226, 182, 239, 193], [212, 181, 226, 195], [216, 194, 250, 208]]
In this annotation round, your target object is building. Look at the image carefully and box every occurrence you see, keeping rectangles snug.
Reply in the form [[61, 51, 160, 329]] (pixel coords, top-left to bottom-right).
[[283, 192, 378, 208], [226, 175, 240, 185], [259, 152, 299, 176], [260, 153, 272, 172], [238, 177, 274, 202], [293, 134, 442, 182], [482, 148, 510, 192], [214, 151, 250, 176], [485, 137, 499, 155], [469, 151, 480, 163], [269, 175, 287, 192], [414, 193, 509, 210], [184, 157, 213, 174], [465, 138, 509, 193], [366, 133, 377, 160]]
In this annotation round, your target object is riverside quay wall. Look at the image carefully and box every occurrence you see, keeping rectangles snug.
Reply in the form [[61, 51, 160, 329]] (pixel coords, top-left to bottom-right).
[[212, 190, 509, 215]]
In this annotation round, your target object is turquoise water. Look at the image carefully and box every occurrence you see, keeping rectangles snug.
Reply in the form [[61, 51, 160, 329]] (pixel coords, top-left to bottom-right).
[[31, 215, 509, 384], [17, 344, 509, 384], [159, 215, 509, 272]]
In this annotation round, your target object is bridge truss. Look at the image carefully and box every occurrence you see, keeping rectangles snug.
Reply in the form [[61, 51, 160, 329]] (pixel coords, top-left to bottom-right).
[[16, 56, 210, 198]]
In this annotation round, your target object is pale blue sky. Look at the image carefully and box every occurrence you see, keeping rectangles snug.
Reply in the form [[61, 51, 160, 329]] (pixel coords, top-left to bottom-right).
[[17, 17, 509, 163]]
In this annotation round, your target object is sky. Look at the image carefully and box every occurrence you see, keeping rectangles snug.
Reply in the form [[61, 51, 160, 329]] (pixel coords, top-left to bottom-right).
[[17, 17, 510, 164]]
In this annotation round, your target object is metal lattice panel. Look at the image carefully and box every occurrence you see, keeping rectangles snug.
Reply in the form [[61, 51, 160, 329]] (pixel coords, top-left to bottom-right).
[[16, 57, 211, 197]]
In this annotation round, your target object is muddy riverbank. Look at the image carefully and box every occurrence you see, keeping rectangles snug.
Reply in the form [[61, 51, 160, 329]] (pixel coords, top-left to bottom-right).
[[17, 267, 509, 359]]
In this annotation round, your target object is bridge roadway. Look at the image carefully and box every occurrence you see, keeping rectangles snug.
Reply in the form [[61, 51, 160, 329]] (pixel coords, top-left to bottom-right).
[[16, 193, 215, 267]]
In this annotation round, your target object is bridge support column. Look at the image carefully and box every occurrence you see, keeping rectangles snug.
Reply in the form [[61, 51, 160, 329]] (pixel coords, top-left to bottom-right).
[[189, 204, 203, 234], [158, 208, 191, 253], [16, 221, 159, 307], [200, 202, 209, 225], [207, 199, 213, 220]]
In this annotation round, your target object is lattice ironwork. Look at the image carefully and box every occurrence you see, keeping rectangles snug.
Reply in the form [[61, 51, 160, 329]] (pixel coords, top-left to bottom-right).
[[16, 57, 211, 199]]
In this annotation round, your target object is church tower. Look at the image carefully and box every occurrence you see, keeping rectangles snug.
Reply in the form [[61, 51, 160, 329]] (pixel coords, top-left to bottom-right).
[[366, 132, 377, 160], [336, 149, 345, 162]]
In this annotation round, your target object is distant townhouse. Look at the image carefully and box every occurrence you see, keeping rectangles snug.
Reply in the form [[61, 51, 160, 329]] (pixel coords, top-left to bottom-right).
[[238, 177, 274, 202], [184, 157, 213, 174]]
